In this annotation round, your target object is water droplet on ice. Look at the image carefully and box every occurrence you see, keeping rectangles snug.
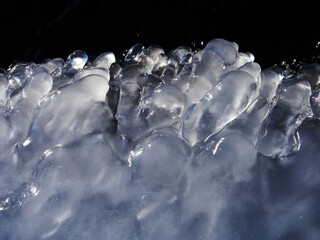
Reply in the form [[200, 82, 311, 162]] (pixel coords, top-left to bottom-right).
[[66, 50, 88, 70]]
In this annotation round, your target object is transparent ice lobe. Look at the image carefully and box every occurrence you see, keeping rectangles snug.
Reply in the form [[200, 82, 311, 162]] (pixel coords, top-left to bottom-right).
[[68, 52, 116, 85], [205, 38, 239, 66], [257, 80, 313, 157], [115, 64, 147, 140], [182, 64, 260, 146], [129, 129, 189, 191], [225, 67, 283, 145], [140, 84, 186, 132], [72, 53, 115, 82], [40, 58, 65, 74], [92, 52, 116, 69], [162, 46, 193, 83], [8, 70, 53, 142], [176, 39, 253, 105], [22, 74, 112, 161], [233, 51, 255, 69]]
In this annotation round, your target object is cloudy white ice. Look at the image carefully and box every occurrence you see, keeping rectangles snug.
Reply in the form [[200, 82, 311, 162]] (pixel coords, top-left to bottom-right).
[[0, 38, 320, 239]]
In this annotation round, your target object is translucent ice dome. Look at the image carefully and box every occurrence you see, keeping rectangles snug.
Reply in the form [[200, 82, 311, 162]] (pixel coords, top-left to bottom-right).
[[1, 39, 320, 240]]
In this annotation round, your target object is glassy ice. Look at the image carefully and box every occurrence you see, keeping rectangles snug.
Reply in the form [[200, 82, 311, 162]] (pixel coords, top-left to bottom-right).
[[0, 39, 320, 240]]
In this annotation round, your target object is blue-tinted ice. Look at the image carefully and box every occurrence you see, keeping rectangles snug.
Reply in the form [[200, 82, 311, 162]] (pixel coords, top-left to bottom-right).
[[1, 39, 320, 240]]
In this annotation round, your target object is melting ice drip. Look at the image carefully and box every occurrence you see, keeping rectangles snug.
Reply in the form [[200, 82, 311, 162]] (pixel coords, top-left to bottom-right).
[[0, 39, 320, 239]]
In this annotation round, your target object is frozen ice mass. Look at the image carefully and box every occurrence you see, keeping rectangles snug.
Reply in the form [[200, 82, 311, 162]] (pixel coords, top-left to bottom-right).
[[0, 38, 320, 239]]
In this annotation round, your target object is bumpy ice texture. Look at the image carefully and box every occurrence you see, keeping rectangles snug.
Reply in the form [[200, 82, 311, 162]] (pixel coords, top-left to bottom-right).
[[0, 39, 320, 240]]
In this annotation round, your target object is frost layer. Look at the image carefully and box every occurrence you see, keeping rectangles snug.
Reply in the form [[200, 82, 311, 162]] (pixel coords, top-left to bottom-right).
[[1, 39, 320, 240]]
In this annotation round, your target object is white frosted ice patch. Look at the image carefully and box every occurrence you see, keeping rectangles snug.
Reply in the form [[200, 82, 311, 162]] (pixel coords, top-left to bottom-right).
[[0, 39, 320, 240]]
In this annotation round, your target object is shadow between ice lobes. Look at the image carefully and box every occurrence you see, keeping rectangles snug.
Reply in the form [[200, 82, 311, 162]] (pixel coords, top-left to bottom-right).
[[1, 39, 320, 240]]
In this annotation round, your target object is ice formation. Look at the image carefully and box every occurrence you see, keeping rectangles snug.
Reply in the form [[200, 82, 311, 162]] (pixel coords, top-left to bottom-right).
[[0, 39, 320, 240]]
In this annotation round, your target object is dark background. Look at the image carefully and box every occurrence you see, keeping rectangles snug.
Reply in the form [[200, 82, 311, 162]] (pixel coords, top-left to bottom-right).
[[0, 0, 319, 69]]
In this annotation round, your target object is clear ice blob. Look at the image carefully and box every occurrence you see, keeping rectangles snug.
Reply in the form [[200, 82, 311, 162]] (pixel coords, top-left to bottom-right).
[[40, 58, 65, 74], [182, 64, 260, 146], [257, 80, 313, 157], [129, 129, 189, 191], [115, 64, 147, 140], [92, 52, 116, 69], [9, 70, 53, 142], [225, 67, 283, 145], [21, 74, 112, 164], [65, 50, 88, 73], [0, 38, 320, 240], [140, 84, 186, 132], [124, 43, 145, 64], [139, 45, 168, 75]]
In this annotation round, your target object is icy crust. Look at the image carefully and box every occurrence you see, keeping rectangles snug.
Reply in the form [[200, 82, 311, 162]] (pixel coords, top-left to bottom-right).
[[0, 39, 320, 239]]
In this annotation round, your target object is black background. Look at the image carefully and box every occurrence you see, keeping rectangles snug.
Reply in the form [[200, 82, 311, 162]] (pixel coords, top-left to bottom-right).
[[0, 0, 319, 69]]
